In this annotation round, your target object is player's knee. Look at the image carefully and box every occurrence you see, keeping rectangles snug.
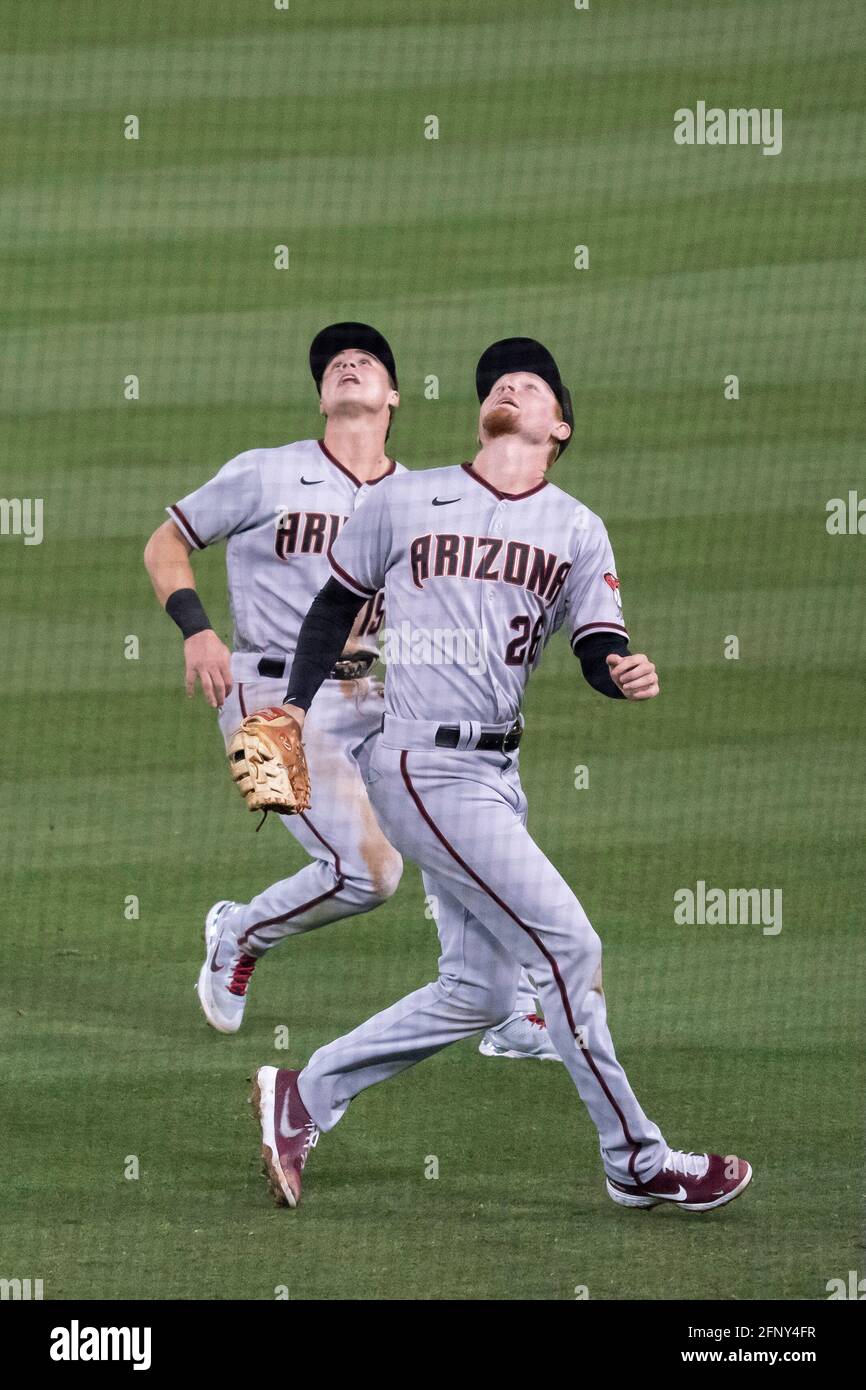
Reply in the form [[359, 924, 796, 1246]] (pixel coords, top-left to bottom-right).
[[543, 924, 602, 991], [374, 849, 403, 901], [581, 929, 603, 982], [364, 849, 403, 904], [344, 849, 403, 909]]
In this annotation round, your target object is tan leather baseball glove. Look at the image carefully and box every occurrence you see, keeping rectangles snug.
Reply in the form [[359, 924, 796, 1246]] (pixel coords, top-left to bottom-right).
[[227, 707, 311, 818]]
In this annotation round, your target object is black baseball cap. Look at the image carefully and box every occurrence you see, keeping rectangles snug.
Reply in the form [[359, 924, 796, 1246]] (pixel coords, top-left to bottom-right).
[[309, 322, 398, 392], [476, 337, 574, 454]]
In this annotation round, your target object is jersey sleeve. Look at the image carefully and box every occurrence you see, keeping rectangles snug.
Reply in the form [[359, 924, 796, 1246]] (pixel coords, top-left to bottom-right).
[[562, 511, 629, 653], [328, 479, 394, 598], [166, 450, 262, 550]]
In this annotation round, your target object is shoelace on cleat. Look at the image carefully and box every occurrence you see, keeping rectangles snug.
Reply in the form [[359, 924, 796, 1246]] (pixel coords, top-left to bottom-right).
[[662, 1148, 709, 1180], [299, 1123, 319, 1169], [227, 953, 258, 997]]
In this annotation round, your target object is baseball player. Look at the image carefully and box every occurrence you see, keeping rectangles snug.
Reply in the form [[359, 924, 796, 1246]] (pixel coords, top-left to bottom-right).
[[251, 337, 753, 1215], [144, 323, 555, 1061]]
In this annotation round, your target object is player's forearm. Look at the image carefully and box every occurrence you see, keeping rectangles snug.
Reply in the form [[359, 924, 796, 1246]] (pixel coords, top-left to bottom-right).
[[285, 578, 368, 712], [145, 518, 216, 643], [574, 631, 629, 698], [144, 519, 198, 607]]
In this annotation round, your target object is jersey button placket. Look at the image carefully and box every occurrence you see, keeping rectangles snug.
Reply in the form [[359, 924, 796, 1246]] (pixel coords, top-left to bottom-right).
[[489, 503, 503, 595], [479, 504, 499, 714]]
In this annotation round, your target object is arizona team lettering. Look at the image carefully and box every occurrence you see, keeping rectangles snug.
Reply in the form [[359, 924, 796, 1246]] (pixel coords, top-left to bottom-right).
[[275, 511, 345, 559], [410, 532, 571, 604]]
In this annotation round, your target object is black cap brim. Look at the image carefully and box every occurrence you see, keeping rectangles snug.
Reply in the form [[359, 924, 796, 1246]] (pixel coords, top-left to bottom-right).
[[476, 337, 573, 454], [309, 322, 398, 392]]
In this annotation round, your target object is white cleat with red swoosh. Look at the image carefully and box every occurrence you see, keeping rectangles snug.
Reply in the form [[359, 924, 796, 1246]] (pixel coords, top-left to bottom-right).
[[195, 899, 259, 1034], [251, 1066, 319, 1208], [607, 1149, 752, 1213]]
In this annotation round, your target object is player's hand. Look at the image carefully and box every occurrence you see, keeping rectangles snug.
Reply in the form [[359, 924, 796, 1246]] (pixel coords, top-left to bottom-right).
[[184, 629, 233, 707], [606, 652, 659, 700], [281, 703, 306, 731]]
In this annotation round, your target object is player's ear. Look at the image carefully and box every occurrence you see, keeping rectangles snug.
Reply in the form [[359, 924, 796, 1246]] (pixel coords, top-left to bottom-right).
[[551, 419, 571, 447], [388, 389, 400, 410]]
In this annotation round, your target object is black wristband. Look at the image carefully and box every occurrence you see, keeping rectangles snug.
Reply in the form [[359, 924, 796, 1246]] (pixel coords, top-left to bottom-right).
[[165, 587, 212, 640]]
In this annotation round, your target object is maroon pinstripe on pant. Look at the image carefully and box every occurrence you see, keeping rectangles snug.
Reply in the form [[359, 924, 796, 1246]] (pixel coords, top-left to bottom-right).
[[237, 811, 345, 946]]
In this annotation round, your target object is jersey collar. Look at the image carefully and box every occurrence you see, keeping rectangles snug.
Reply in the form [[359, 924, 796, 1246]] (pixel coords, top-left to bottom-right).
[[318, 439, 396, 489], [461, 461, 548, 502]]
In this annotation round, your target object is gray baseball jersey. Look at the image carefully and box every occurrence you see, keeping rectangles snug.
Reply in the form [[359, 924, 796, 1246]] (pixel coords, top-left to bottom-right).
[[168, 439, 405, 657], [328, 461, 628, 723]]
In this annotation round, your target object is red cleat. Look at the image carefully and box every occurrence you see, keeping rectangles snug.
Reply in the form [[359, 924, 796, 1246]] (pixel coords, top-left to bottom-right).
[[607, 1149, 752, 1213], [250, 1066, 319, 1208]]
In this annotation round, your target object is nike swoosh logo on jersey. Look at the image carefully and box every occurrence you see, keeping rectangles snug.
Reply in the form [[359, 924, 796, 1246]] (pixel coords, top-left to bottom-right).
[[278, 1092, 303, 1140], [432, 496, 462, 506], [300, 477, 323, 485]]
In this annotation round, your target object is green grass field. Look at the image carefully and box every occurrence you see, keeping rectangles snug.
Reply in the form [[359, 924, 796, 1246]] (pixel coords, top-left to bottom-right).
[[1, 0, 864, 1300]]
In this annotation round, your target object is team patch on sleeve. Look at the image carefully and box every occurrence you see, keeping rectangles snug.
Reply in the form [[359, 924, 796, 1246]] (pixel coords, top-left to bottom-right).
[[603, 572, 623, 610]]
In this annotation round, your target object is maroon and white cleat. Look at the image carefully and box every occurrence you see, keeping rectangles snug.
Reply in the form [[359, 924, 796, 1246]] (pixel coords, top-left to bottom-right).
[[250, 1066, 319, 1208], [607, 1149, 752, 1213]]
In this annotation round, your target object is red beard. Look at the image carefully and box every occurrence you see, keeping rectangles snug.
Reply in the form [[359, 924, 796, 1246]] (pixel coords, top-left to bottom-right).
[[483, 405, 520, 438]]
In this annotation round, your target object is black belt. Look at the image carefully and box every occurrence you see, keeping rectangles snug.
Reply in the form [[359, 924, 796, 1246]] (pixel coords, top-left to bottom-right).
[[257, 653, 377, 682], [433, 720, 523, 753]]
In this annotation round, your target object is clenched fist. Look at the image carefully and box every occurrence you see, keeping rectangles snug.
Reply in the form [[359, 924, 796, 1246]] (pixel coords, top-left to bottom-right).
[[606, 652, 659, 701], [184, 629, 233, 707]]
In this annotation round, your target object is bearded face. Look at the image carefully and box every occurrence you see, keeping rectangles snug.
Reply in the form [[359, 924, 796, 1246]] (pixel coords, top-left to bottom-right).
[[482, 402, 522, 438], [478, 372, 567, 455]]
